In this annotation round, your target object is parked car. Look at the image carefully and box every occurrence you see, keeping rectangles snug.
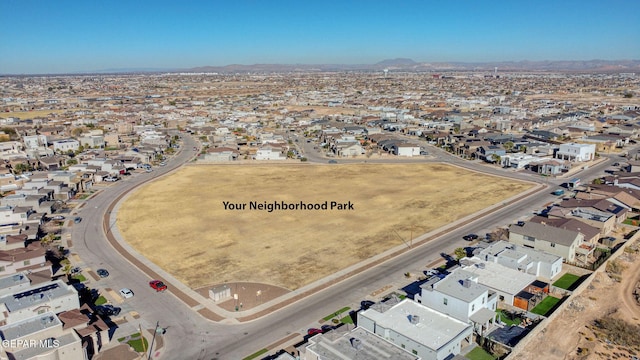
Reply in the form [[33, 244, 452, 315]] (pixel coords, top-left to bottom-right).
[[149, 280, 167, 292], [423, 269, 439, 277], [462, 233, 479, 241], [360, 300, 375, 310], [119, 288, 134, 299], [50, 215, 65, 221], [74, 217, 82, 224], [307, 328, 323, 336], [95, 305, 121, 317], [321, 325, 334, 333], [96, 269, 109, 278]]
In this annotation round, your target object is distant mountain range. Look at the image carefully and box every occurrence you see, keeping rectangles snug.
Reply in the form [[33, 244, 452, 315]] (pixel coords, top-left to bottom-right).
[[182, 58, 640, 74]]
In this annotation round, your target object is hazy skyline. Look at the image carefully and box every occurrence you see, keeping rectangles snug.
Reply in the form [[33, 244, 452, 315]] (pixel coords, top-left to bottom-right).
[[1, 0, 639, 74]]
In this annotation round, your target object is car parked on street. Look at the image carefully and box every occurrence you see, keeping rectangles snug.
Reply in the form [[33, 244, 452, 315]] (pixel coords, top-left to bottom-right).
[[94, 305, 121, 317], [96, 269, 109, 278], [360, 300, 375, 310], [74, 217, 82, 224], [50, 215, 65, 221], [119, 288, 134, 299], [149, 280, 167, 292], [462, 233, 479, 241], [307, 328, 323, 336]]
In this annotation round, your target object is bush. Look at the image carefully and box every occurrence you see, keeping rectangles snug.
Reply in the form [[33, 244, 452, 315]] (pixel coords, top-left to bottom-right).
[[592, 318, 640, 347]]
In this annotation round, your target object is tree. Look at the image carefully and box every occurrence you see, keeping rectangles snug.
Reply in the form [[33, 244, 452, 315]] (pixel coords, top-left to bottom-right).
[[491, 154, 501, 164], [71, 127, 84, 137], [454, 247, 467, 260], [66, 159, 78, 166], [503, 141, 514, 152], [13, 163, 27, 174]]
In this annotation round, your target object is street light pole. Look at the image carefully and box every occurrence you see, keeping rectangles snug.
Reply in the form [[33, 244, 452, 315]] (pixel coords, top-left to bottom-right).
[[147, 321, 160, 360]]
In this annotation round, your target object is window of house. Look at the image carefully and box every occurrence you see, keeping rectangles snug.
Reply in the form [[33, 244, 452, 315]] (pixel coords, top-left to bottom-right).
[[443, 298, 448, 305], [412, 349, 418, 355], [472, 304, 475, 311], [23, 260, 30, 266], [401, 344, 405, 349], [482, 297, 485, 304], [0, 266, 4, 272], [499, 295, 504, 301]]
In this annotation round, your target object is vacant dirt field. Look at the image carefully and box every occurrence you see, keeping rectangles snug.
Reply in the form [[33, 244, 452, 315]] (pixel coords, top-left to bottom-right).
[[511, 239, 640, 360], [116, 163, 532, 290]]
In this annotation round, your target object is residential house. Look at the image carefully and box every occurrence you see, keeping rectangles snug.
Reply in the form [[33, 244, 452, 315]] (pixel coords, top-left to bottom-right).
[[255, 147, 286, 161], [51, 139, 79, 153], [0, 280, 79, 325], [358, 299, 473, 360], [459, 259, 538, 308], [475, 240, 563, 280], [58, 307, 111, 358], [508, 221, 584, 262], [302, 327, 419, 360], [415, 269, 498, 336], [556, 198, 628, 224], [476, 145, 506, 163], [529, 216, 600, 245], [555, 143, 595, 162], [0, 312, 85, 360], [0, 242, 51, 279]]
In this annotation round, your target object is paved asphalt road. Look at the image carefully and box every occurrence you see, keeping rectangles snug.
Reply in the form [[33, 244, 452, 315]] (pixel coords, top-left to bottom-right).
[[71, 133, 620, 359]]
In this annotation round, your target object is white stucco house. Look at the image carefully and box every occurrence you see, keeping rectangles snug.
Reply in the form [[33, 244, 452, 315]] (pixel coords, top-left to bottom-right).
[[555, 143, 595, 162]]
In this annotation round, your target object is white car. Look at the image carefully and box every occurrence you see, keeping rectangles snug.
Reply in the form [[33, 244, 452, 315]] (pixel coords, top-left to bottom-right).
[[119, 288, 134, 299]]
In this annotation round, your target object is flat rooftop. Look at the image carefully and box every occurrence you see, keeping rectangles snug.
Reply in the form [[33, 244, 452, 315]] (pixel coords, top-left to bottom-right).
[[462, 258, 536, 296], [427, 269, 488, 303], [0, 280, 75, 312], [0, 312, 60, 341], [0, 273, 30, 295], [8, 332, 79, 360], [305, 326, 418, 360], [478, 240, 561, 267], [360, 299, 471, 351]]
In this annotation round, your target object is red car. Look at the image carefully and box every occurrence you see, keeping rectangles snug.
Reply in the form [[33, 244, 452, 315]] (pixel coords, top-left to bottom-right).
[[307, 328, 323, 336], [149, 280, 167, 292]]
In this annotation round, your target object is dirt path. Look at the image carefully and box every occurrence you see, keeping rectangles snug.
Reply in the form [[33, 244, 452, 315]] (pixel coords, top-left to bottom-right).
[[619, 252, 640, 322], [511, 241, 640, 360]]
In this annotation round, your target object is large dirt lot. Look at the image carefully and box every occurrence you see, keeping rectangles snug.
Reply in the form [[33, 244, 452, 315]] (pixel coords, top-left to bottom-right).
[[511, 239, 640, 360], [116, 163, 532, 290]]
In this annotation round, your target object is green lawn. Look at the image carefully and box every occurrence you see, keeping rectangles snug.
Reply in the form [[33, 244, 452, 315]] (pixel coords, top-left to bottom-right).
[[340, 315, 354, 324], [127, 337, 149, 353], [94, 296, 107, 305], [552, 273, 580, 290], [531, 296, 561, 316], [496, 310, 521, 326], [72, 274, 87, 282], [117, 332, 148, 353], [322, 307, 351, 321], [242, 349, 268, 360], [466, 347, 496, 360]]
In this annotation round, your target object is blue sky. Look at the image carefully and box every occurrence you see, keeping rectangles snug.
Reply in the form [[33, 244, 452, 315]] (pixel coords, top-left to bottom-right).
[[1, 0, 638, 74]]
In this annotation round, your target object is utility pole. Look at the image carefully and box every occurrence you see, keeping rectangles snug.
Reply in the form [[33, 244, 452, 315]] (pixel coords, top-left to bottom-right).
[[148, 321, 160, 360]]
